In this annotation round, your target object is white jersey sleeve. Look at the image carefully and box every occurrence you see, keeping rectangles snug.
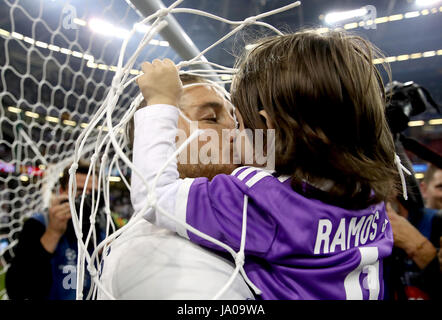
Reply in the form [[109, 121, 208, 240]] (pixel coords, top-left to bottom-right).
[[130, 105, 185, 234]]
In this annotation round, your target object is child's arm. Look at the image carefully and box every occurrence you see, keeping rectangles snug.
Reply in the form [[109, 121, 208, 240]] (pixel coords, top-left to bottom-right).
[[131, 59, 184, 232], [136, 58, 182, 108]]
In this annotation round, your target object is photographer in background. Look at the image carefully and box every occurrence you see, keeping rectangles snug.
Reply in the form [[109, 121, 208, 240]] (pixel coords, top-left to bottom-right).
[[383, 81, 442, 300], [5, 161, 105, 300], [421, 164, 442, 211]]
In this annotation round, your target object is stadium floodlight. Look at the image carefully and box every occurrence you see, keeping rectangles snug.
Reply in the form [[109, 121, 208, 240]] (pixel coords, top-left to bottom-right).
[[416, 0, 441, 7], [134, 22, 151, 33], [324, 7, 368, 24], [88, 18, 130, 39], [89, 19, 169, 45], [429, 118, 442, 125]]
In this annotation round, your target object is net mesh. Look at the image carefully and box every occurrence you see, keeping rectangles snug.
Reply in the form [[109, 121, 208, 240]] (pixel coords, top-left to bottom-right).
[[0, 0, 301, 300], [0, 0, 180, 298]]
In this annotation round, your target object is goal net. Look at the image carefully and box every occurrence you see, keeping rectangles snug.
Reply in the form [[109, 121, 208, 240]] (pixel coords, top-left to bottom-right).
[[0, 0, 184, 298], [0, 0, 301, 300]]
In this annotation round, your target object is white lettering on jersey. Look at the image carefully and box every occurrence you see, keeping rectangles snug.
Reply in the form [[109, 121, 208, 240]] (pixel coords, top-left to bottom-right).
[[330, 218, 346, 253], [314, 219, 333, 254], [360, 215, 373, 245], [369, 211, 379, 241], [348, 216, 366, 248]]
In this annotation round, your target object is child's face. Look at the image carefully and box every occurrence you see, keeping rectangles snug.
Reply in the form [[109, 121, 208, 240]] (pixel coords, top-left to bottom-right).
[[234, 108, 245, 131], [233, 108, 275, 169], [232, 109, 245, 166], [233, 109, 256, 167]]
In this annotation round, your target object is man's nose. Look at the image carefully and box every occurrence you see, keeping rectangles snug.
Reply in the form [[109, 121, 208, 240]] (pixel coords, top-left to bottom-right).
[[224, 118, 236, 143], [225, 113, 236, 130]]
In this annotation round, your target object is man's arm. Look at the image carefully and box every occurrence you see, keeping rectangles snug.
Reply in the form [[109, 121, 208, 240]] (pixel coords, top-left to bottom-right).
[[131, 58, 185, 232], [40, 194, 71, 253], [386, 203, 437, 269], [386, 203, 442, 299]]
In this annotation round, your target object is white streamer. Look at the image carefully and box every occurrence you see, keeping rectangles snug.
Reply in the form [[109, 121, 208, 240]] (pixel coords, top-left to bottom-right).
[[394, 153, 412, 200]]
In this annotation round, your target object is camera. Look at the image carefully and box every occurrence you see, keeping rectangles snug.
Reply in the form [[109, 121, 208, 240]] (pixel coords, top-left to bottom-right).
[[60, 193, 105, 222], [62, 193, 106, 242], [385, 81, 439, 135], [385, 81, 441, 216]]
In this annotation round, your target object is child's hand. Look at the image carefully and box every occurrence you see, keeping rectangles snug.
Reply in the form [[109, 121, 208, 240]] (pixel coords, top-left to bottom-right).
[[137, 58, 183, 107]]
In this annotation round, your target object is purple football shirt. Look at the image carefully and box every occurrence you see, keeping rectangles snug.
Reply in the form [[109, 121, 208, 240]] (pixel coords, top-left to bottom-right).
[[182, 166, 394, 300]]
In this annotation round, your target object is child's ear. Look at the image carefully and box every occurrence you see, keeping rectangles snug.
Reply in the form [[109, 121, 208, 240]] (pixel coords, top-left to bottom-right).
[[259, 110, 274, 129]]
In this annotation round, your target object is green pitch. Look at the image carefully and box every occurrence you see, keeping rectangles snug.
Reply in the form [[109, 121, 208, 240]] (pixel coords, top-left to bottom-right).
[[0, 267, 5, 299]]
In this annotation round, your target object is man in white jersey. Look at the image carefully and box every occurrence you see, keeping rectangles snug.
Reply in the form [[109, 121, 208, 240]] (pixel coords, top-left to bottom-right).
[[97, 75, 254, 300]]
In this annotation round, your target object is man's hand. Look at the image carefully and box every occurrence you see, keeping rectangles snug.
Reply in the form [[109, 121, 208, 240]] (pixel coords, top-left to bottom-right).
[[386, 202, 420, 251], [47, 194, 72, 237], [137, 58, 183, 107], [386, 202, 437, 269], [40, 194, 72, 253]]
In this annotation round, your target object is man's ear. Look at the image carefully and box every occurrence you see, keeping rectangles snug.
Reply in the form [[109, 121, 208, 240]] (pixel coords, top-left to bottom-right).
[[259, 110, 274, 129]]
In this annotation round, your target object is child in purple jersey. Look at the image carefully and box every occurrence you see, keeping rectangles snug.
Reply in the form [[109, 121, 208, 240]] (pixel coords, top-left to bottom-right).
[[133, 30, 398, 300]]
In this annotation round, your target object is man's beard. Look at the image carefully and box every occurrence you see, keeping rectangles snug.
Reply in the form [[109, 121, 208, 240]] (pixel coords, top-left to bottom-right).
[[178, 163, 239, 180]]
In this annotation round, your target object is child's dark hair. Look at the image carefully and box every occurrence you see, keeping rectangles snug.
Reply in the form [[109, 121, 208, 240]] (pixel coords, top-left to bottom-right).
[[231, 29, 398, 209]]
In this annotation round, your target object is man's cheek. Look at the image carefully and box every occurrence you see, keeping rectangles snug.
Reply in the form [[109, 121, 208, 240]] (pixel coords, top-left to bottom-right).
[[198, 135, 217, 164]]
